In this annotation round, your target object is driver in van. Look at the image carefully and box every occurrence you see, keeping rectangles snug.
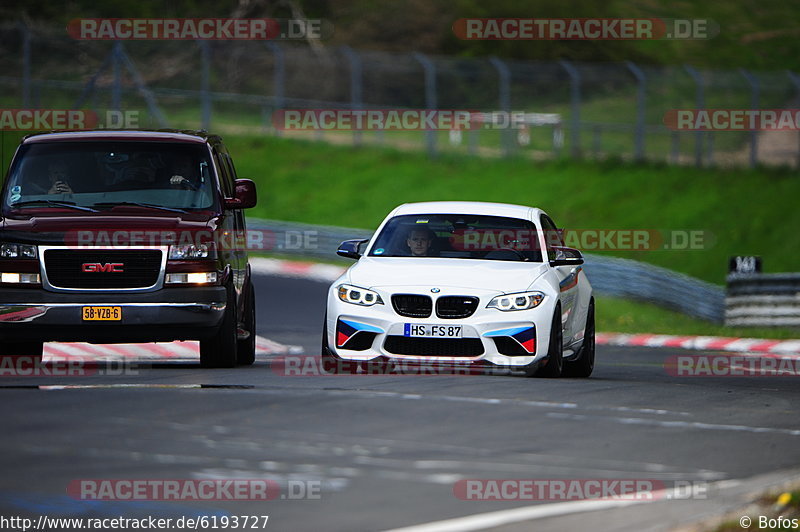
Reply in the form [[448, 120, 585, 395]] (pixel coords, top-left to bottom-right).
[[46, 162, 74, 194], [168, 154, 199, 190]]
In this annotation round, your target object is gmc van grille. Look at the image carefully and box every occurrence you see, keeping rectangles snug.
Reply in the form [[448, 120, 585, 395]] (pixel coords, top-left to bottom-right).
[[44, 249, 162, 289]]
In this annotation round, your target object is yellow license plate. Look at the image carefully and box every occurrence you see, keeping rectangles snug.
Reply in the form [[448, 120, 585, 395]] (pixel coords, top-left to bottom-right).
[[82, 306, 122, 321]]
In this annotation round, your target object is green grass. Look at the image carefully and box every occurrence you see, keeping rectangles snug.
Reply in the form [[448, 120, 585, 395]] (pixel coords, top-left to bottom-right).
[[597, 296, 798, 338], [224, 134, 800, 285]]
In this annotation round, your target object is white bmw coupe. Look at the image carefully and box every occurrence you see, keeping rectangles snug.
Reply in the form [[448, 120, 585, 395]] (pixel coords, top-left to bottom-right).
[[322, 201, 594, 377]]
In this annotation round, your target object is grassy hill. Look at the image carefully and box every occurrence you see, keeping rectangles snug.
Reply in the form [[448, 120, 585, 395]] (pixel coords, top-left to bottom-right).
[[227, 134, 799, 285]]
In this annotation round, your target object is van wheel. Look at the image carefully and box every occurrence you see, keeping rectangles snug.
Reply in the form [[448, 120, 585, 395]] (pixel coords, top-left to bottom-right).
[[236, 282, 256, 366], [0, 341, 44, 361], [200, 284, 238, 368]]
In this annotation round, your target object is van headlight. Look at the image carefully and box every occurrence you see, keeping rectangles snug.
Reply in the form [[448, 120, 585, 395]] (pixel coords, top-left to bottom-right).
[[0, 243, 37, 259], [487, 291, 545, 311], [169, 244, 213, 260], [337, 284, 384, 306]]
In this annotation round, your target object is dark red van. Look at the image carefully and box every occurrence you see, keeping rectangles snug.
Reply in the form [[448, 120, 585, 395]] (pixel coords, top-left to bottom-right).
[[0, 130, 257, 368]]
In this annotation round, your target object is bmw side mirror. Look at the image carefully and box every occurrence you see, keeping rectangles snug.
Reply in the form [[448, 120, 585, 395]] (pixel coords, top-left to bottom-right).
[[337, 239, 369, 260], [550, 246, 584, 266]]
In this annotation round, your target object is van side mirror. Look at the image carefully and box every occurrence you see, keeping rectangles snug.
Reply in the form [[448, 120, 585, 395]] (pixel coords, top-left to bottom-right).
[[224, 179, 257, 209]]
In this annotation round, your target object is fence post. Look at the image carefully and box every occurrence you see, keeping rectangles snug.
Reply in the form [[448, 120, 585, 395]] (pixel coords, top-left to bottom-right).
[[740, 69, 760, 169], [413, 52, 437, 157], [670, 130, 680, 164], [198, 40, 212, 131], [340, 46, 363, 146], [489, 56, 512, 157], [18, 22, 31, 108], [115, 45, 169, 128], [787, 71, 800, 168], [265, 42, 285, 136], [112, 41, 122, 113], [592, 126, 602, 158], [683, 65, 705, 167], [625, 61, 646, 162], [74, 53, 114, 109], [559, 60, 581, 158]]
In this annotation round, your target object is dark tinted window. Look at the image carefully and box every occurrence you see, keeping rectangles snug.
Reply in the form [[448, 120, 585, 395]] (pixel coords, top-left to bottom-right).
[[368, 214, 542, 262], [540, 214, 563, 261], [2, 141, 217, 212]]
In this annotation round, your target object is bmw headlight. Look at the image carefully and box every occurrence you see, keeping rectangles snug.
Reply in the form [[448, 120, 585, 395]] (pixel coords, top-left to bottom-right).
[[337, 284, 384, 306], [0, 243, 37, 259], [169, 244, 213, 260], [487, 291, 545, 311]]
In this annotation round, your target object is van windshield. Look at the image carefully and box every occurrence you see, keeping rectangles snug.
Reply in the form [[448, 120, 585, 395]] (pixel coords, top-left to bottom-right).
[[2, 141, 217, 213]]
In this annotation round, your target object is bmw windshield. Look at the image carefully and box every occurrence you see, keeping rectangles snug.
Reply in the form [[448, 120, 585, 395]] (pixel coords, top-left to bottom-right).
[[2, 141, 218, 214], [368, 214, 543, 262]]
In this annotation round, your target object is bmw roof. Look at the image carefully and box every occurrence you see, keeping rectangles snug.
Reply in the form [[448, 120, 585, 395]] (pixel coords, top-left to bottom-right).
[[389, 201, 543, 220]]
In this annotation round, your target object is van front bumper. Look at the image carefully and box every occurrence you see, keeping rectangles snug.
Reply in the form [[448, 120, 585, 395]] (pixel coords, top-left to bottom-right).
[[0, 286, 226, 343]]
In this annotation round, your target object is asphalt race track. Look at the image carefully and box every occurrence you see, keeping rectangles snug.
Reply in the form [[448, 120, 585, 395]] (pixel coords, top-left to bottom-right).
[[1, 272, 799, 531]]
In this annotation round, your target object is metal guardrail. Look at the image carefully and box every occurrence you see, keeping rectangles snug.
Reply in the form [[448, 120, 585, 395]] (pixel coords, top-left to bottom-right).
[[247, 217, 726, 323], [582, 254, 724, 323], [726, 273, 800, 327]]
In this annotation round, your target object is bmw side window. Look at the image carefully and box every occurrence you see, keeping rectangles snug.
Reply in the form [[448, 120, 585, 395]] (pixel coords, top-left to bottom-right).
[[540, 215, 562, 261]]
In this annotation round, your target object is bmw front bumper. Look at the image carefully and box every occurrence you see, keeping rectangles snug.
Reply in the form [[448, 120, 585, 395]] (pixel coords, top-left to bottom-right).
[[326, 287, 557, 368]]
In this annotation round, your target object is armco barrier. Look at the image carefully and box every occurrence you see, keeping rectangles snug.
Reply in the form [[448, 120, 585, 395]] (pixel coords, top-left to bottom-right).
[[581, 254, 724, 322], [246, 217, 726, 323], [725, 273, 800, 327]]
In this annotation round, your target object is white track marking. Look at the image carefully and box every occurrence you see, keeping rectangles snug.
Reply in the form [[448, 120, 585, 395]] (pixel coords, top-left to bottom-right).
[[381, 480, 742, 532], [547, 412, 800, 437]]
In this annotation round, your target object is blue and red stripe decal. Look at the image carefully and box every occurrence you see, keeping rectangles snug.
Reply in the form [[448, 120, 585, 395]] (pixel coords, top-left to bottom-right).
[[336, 318, 384, 348], [485, 325, 536, 354]]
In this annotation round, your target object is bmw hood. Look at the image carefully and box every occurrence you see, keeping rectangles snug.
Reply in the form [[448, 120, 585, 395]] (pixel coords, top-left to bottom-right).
[[346, 257, 548, 294]]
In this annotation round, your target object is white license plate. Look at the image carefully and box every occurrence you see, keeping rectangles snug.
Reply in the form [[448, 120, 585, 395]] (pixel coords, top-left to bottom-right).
[[404, 324, 462, 338]]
